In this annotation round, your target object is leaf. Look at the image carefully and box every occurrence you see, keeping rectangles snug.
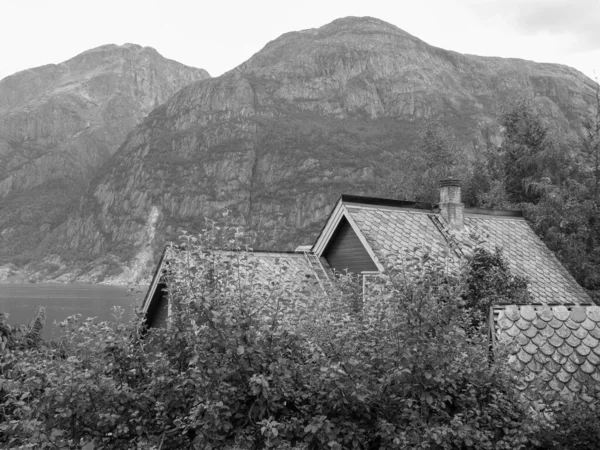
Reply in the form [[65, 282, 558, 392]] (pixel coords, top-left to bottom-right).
[[237, 345, 245, 355], [81, 440, 95, 450]]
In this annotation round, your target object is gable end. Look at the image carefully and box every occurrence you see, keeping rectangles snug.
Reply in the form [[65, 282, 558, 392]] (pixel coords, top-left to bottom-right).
[[323, 216, 378, 275]]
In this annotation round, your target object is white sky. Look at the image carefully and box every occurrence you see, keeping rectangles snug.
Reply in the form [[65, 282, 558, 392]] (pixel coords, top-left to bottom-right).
[[0, 0, 598, 81]]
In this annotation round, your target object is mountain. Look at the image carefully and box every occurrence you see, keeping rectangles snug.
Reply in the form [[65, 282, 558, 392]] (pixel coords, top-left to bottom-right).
[[0, 44, 209, 267], [14, 17, 600, 282]]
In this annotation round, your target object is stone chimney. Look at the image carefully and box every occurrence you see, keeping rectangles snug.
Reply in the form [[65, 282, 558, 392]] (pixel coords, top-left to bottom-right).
[[439, 179, 464, 231]]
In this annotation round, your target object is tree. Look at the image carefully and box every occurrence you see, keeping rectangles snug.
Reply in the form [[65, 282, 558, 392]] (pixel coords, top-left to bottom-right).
[[500, 100, 574, 205], [580, 81, 600, 201], [377, 121, 468, 204]]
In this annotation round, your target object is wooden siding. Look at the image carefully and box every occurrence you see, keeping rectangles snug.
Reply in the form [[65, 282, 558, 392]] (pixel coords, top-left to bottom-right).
[[146, 283, 169, 328], [323, 217, 378, 274]]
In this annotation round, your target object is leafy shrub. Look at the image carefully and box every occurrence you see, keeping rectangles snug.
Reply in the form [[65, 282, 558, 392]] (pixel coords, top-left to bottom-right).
[[528, 399, 600, 450], [0, 218, 597, 449], [464, 246, 530, 316]]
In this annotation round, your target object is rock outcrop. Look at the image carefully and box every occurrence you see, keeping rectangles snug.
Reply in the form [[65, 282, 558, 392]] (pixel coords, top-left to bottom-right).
[[0, 44, 209, 265], [13, 17, 600, 281]]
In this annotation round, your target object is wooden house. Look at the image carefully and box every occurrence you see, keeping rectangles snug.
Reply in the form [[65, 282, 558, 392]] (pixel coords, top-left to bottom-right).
[[142, 179, 600, 401]]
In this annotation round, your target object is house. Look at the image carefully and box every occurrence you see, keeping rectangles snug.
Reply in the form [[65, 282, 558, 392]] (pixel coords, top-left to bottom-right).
[[142, 179, 600, 401]]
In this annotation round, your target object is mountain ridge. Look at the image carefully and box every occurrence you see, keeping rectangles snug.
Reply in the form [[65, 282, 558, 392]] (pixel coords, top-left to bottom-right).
[[0, 44, 210, 272], [2, 17, 598, 283]]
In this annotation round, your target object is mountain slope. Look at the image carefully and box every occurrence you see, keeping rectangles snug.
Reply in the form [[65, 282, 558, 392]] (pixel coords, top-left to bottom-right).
[[0, 44, 209, 266], [36, 17, 600, 281]]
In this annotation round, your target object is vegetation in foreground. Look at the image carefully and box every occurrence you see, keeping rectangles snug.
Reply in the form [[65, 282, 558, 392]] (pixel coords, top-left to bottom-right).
[[1, 221, 599, 449]]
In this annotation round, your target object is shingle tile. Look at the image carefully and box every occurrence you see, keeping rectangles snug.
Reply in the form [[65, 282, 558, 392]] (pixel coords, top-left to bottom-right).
[[548, 378, 564, 391], [546, 359, 561, 373], [588, 308, 600, 321], [556, 369, 572, 383], [539, 369, 553, 382], [576, 343, 592, 357], [573, 369, 591, 383], [590, 327, 600, 340], [523, 326, 539, 339], [565, 334, 582, 348], [563, 353, 579, 374], [532, 317, 547, 330], [554, 306, 570, 321], [582, 318, 596, 331], [540, 326, 555, 339], [567, 378, 582, 392], [532, 334, 546, 347], [521, 306, 536, 321], [583, 334, 599, 348], [571, 307, 587, 323], [540, 341, 555, 356], [516, 318, 532, 331], [548, 317, 563, 329], [549, 334, 564, 347], [538, 306, 554, 322], [565, 318, 580, 330], [573, 327, 588, 340], [557, 343, 574, 357], [528, 359, 543, 372], [556, 325, 571, 339]]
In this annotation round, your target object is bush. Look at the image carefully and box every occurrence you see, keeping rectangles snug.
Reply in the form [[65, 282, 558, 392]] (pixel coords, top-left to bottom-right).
[[464, 246, 530, 315], [530, 399, 600, 449], [0, 218, 598, 449]]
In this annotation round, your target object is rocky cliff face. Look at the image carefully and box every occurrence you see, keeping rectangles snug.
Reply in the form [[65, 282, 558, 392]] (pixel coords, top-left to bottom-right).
[[25, 17, 600, 281], [0, 44, 209, 266]]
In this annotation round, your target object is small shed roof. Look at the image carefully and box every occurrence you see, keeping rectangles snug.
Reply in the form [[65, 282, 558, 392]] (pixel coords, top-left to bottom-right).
[[493, 304, 600, 402]]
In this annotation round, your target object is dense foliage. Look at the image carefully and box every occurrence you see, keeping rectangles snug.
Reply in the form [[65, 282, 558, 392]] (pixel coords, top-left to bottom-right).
[[376, 85, 600, 302], [466, 93, 600, 300], [1, 220, 599, 449], [464, 247, 530, 316]]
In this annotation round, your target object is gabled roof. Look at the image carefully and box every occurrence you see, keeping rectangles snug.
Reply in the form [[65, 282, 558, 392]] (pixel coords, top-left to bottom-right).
[[493, 304, 600, 402], [345, 202, 452, 266], [313, 194, 590, 305], [141, 245, 332, 322]]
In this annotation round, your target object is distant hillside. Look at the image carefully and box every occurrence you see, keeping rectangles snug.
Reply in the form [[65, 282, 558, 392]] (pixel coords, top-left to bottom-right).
[[12, 17, 600, 282], [0, 44, 209, 267]]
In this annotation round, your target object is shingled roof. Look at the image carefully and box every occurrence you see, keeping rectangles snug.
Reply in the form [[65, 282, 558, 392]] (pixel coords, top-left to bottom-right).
[[141, 246, 331, 326], [493, 305, 600, 402], [330, 199, 590, 305], [468, 215, 589, 304]]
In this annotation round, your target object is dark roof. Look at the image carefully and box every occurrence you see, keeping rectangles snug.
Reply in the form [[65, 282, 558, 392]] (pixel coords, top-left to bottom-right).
[[340, 194, 433, 211], [493, 305, 600, 402]]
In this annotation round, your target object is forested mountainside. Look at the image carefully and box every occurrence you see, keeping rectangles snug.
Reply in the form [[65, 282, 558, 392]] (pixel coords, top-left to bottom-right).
[[0, 44, 209, 268], [5, 17, 599, 283]]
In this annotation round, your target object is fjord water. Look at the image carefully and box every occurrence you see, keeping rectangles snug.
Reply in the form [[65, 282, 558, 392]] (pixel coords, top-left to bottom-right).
[[0, 283, 144, 339]]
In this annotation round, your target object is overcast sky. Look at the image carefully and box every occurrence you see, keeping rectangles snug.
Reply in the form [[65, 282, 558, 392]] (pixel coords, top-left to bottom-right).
[[1, 0, 598, 82]]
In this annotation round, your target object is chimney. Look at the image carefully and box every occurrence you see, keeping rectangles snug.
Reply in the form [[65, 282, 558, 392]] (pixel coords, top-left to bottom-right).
[[439, 179, 464, 231]]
